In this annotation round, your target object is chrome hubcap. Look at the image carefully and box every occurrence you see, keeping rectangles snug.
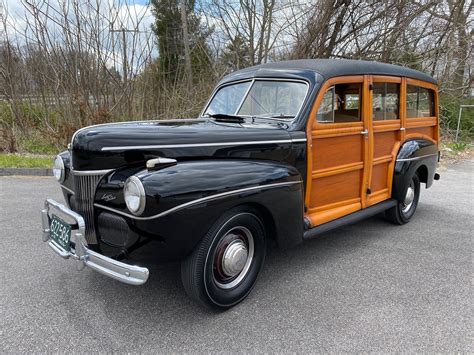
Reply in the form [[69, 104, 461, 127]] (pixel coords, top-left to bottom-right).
[[213, 227, 254, 289], [222, 240, 248, 277], [402, 182, 415, 213]]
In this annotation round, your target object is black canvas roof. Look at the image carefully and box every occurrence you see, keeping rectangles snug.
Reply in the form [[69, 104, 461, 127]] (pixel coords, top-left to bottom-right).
[[221, 59, 437, 85]]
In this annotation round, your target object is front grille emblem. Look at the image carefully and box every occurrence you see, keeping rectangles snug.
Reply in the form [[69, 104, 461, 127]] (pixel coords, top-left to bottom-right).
[[100, 193, 116, 202]]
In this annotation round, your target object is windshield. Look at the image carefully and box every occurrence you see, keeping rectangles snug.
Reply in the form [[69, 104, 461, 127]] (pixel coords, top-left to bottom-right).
[[203, 80, 308, 120]]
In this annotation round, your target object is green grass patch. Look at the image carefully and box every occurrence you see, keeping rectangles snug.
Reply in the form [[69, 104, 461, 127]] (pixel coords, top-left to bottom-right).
[[21, 136, 59, 155], [445, 141, 468, 152], [0, 153, 54, 168]]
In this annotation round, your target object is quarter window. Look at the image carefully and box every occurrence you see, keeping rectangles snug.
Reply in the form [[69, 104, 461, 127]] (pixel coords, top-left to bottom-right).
[[317, 83, 362, 123], [406, 85, 435, 118], [373, 83, 400, 120]]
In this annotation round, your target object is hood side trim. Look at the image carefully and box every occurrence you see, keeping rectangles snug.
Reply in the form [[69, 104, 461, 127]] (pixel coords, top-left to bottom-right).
[[94, 180, 302, 220], [101, 138, 307, 152]]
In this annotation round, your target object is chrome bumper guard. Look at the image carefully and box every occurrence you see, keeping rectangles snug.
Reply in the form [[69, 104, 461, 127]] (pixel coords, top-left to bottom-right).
[[41, 199, 149, 286]]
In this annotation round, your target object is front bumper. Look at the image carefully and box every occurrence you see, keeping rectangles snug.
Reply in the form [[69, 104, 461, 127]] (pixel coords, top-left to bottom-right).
[[41, 199, 149, 285]]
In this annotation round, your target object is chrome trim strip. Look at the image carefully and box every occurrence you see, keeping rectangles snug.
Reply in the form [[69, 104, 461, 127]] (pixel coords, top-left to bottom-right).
[[71, 169, 113, 176], [101, 139, 303, 152], [396, 153, 438, 162], [94, 180, 302, 221], [60, 185, 75, 195]]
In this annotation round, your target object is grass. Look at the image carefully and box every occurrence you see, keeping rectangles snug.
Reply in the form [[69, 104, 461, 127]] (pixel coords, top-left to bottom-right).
[[21, 137, 59, 155], [0, 153, 54, 168], [445, 141, 468, 152]]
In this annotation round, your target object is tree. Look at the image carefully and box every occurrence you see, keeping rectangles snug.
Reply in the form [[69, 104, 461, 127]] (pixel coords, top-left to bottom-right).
[[151, 0, 212, 84], [220, 35, 251, 71]]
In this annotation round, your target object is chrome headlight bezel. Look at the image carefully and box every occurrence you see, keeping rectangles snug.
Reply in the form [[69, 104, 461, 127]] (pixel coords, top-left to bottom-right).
[[123, 176, 146, 216], [53, 155, 65, 183]]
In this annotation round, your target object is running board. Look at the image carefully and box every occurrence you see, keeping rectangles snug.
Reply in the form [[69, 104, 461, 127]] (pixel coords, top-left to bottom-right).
[[303, 199, 398, 240]]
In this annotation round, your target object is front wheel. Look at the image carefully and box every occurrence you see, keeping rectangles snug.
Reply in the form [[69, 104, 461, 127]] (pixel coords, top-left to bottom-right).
[[181, 208, 266, 309], [385, 173, 420, 225]]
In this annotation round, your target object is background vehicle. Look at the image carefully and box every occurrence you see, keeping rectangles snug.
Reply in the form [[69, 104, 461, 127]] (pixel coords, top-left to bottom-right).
[[41, 59, 439, 309]]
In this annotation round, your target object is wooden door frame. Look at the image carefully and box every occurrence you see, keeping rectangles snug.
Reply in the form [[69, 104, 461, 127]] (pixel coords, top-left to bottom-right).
[[367, 75, 403, 205], [305, 75, 369, 223]]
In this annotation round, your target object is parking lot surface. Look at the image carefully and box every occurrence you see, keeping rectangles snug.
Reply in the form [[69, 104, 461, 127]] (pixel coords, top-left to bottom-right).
[[1, 160, 472, 352]]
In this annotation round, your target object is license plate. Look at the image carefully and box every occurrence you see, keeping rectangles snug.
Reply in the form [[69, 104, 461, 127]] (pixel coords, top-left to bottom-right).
[[49, 214, 71, 252]]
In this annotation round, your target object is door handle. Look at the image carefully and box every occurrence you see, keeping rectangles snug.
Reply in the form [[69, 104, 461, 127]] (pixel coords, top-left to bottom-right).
[[361, 129, 369, 135], [400, 127, 406, 131]]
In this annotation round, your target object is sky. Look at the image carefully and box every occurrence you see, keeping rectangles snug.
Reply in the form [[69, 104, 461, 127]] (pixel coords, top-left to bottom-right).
[[1, 0, 157, 72], [126, 0, 149, 4]]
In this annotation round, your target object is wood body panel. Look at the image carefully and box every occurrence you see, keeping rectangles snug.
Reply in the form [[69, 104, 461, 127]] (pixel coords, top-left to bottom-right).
[[305, 74, 439, 227], [310, 169, 363, 208], [312, 134, 364, 170], [373, 130, 398, 157], [306, 76, 367, 225], [406, 126, 436, 139]]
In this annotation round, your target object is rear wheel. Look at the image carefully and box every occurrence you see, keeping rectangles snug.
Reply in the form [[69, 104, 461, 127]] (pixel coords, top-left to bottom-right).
[[181, 208, 266, 309], [385, 173, 420, 225]]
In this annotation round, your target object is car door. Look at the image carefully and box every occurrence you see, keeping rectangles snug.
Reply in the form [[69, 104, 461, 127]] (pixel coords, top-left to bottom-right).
[[305, 76, 371, 226], [366, 76, 403, 206]]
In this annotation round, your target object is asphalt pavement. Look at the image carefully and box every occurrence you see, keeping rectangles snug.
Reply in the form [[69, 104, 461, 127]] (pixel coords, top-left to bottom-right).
[[1, 160, 472, 352]]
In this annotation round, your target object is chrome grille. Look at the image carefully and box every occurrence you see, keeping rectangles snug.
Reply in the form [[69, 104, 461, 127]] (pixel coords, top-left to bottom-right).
[[72, 172, 104, 244]]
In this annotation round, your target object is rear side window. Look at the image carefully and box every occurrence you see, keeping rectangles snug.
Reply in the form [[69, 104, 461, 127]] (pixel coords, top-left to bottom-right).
[[317, 83, 362, 123], [373, 83, 400, 120], [406, 85, 435, 118]]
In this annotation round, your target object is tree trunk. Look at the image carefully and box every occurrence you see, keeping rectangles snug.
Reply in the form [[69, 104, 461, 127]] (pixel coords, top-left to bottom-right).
[[180, 0, 193, 87]]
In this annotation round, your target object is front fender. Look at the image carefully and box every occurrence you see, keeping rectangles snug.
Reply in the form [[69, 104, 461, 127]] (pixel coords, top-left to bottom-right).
[[95, 160, 304, 260]]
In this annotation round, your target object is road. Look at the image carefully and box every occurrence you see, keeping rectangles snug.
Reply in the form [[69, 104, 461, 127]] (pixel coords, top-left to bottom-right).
[[1, 160, 472, 352]]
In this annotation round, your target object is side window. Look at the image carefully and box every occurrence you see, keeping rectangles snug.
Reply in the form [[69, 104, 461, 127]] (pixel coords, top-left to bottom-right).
[[407, 85, 435, 118], [317, 83, 362, 123], [372, 83, 400, 121], [373, 83, 400, 120], [317, 87, 335, 122]]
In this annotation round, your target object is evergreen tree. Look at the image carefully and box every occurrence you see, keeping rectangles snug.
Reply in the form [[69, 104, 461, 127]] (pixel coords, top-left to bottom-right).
[[220, 35, 251, 71], [150, 0, 212, 83]]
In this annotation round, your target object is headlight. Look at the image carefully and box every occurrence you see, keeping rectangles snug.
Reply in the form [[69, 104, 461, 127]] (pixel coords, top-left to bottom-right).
[[124, 176, 146, 215], [52, 155, 65, 182]]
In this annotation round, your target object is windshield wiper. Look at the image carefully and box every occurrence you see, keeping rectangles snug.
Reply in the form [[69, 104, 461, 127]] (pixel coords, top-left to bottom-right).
[[253, 113, 295, 119], [206, 113, 245, 123]]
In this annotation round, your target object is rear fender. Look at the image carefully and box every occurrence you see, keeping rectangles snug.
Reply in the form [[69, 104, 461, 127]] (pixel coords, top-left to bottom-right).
[[392, 139, 438, 202]]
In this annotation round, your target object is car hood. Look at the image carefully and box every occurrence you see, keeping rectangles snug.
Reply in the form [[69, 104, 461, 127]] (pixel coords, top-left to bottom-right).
[[70, 118, 297, 170]]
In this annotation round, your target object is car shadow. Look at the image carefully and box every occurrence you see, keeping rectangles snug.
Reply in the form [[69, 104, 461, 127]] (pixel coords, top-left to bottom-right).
[[83, 207, 432, 325]]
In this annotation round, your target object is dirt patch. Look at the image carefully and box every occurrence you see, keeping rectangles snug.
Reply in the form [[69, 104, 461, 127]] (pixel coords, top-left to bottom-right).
[[438, 145, 474, 171]]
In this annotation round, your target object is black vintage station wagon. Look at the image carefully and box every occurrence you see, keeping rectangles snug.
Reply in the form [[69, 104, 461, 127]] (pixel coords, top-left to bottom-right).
[[42, 59, 440, 309]]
